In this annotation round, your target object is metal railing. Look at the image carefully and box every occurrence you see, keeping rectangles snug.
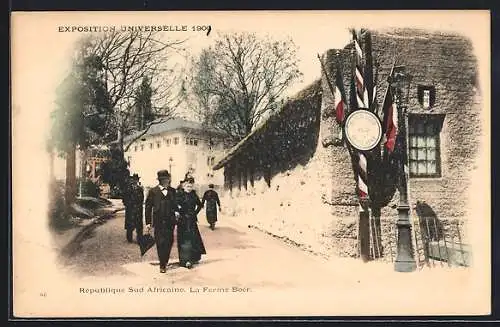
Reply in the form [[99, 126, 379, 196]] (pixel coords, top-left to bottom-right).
[[370, 216, 470, 268]]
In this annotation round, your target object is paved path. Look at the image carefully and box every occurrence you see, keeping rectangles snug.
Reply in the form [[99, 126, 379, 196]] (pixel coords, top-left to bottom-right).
[[52, 210, 483, 317]]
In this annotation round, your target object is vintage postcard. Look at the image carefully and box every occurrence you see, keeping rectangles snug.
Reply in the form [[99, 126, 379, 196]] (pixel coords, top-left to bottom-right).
[[11, 10, 490, 317]]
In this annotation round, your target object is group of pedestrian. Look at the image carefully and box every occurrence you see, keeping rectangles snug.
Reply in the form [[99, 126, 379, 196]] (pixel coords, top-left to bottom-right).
[[122, 169, 222, 274]]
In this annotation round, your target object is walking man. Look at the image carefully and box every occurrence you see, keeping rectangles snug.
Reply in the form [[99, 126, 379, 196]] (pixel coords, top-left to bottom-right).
[[130, 174, 144, 242], [123, 176, 135, 243], [145, 170, 180, 273], [201, 184, 221, 230]]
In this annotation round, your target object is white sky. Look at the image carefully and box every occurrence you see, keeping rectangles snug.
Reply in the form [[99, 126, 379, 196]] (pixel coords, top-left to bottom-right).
[[11, 11, 489, 180]]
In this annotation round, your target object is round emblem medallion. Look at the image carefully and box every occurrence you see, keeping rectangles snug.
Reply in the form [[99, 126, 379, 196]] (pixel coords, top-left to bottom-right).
[[344, 110, 382, 151]]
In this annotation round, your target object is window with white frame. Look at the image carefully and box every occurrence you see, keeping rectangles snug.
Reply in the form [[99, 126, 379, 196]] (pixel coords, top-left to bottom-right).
[[408, 115, 443, 178]]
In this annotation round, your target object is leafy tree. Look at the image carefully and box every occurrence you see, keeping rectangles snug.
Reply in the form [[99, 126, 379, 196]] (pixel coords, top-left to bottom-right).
[[134, 76, 155, 130], [50, 52, 110, 205]]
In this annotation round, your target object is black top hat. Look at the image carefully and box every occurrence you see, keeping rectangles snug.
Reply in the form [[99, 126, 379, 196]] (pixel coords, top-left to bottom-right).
[[131, 173, 140, 180], [157, 170, 171, 180], [208, 183, 214, 188]]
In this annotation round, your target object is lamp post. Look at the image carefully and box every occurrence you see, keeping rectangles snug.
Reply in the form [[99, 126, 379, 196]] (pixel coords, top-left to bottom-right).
[[169, 156, 173, 176], [389, 66, 417, 272]]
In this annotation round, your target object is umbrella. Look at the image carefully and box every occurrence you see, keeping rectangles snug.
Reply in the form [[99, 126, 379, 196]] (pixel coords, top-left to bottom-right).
[[138, 233, 155, 256]]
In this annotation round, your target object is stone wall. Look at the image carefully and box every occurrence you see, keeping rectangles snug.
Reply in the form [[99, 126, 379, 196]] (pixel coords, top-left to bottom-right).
[[220, 28, 481, 261]]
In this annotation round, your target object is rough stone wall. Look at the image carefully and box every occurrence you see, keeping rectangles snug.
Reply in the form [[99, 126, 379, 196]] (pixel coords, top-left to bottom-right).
[[221, 28, 481, 261], [372, 28, 480, 220], [322, 28, 480, 259]]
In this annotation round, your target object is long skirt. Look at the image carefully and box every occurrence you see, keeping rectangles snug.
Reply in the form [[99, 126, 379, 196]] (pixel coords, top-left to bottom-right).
[[177, 216, 206, 266], [206, 208, 218, 224]]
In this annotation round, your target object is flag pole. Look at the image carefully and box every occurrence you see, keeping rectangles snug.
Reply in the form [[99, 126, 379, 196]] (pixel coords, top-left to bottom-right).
[[317, 52, 344, 141], [317, 53, 337, 104]]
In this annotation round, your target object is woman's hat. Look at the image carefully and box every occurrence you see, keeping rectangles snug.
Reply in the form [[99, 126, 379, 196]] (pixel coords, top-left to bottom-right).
[[157, 170, 171, 180]]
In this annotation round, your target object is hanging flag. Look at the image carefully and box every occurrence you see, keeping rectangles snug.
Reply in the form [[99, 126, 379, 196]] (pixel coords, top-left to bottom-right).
[[382, 86, 398, 153], [334, 61, 347, 125]]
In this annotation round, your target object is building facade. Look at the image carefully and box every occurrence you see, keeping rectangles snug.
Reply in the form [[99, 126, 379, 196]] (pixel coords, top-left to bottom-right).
[[124, 118, 228, 190], [213, 28, 482, 264]]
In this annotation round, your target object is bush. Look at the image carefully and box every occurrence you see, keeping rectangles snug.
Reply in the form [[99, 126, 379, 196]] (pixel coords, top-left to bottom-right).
[[48, 180, 73, 231]]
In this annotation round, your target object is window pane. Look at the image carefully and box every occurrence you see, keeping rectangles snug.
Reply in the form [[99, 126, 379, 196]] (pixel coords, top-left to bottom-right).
[[409, 125, 415, 134], [418, 161, 427, 174], [418, 148, 427, 159], [410, 149, 418, 160], [410, 161, 418, 174], [417, 136, 426, 147], [427, 161, 436, 174], [427, 137, 436, 148], [427, 148, 436, 160], [417, 122, 425, 134], [426, 123, 435, 134], [410, 136, 417, 147]]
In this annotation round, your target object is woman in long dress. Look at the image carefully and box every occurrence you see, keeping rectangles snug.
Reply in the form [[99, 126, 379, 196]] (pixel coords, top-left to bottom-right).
[[201, 184, 221, 230], [176, 177, 207, 268]]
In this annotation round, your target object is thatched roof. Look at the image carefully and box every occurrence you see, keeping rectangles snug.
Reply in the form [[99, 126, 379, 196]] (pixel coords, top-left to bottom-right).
[[212, 79, 322, 170]]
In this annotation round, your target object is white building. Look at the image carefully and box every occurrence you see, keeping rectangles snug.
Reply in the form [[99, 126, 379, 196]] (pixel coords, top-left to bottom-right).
[[124, 118, 227, 190]]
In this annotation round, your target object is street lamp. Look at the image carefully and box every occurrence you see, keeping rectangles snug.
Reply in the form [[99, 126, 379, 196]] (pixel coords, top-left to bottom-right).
[[169, 157, 173, 176], [388, 66, 417, 272]]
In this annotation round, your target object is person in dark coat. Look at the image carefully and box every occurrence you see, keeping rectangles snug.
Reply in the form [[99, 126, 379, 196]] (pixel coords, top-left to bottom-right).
[[176, 177, 206, 269], [144, 170, 180, 273], [122, 176, 135, 243], [201, 184, 221, 230], [130, 174, 144, 242]]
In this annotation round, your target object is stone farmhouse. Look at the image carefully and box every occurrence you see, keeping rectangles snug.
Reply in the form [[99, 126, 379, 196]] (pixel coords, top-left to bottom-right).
[[213, 28, 482, 264]]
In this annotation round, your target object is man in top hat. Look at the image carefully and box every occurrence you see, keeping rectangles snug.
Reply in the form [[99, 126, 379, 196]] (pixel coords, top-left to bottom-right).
[[144, 170, 180, 273]]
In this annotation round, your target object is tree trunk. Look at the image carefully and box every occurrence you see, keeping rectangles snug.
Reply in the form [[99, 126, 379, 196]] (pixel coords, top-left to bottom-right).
[[65, 144, 77, 206], [116, 128, 128, 191]]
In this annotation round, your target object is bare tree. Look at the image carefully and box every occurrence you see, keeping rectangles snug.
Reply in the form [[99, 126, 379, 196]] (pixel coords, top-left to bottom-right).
[[52, 30, 187, 196], [185, 32, 302, 142], [78, 30, 188, 151]]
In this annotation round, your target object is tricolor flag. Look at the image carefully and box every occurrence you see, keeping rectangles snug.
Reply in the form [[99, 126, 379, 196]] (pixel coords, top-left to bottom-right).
[[334, 63, 347, 124], [382, 86, 398, 153]]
